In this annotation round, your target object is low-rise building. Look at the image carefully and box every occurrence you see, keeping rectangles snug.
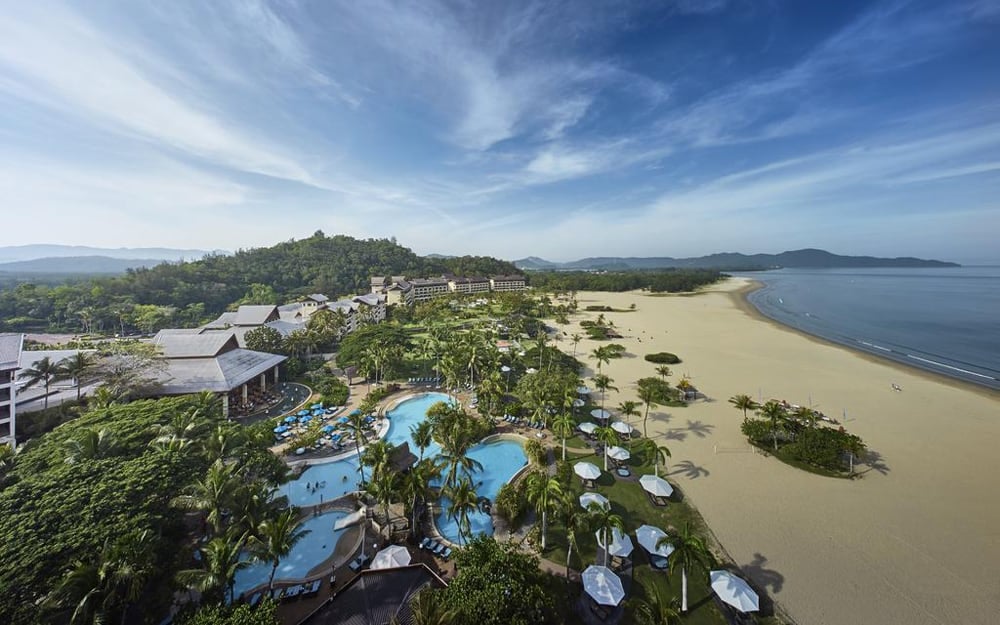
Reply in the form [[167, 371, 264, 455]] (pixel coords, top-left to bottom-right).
[[0, 333, 23, 448], [352, 293, 387, 324], [448, 276, 491, 295], [490, 274, 527, 292], [409, 277, 450, 302], [372, 276, 414, 306]]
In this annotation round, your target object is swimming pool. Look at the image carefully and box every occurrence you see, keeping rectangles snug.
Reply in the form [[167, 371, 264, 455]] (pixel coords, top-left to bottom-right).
[[280, 393, 452, 506], [233, 509, 349, 597], [279, 393, 527, 545], [435, 439, 527, 544]]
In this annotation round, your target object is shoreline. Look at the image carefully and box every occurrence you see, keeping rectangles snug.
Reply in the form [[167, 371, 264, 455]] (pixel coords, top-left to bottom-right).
[[727, 278, 999, 399]]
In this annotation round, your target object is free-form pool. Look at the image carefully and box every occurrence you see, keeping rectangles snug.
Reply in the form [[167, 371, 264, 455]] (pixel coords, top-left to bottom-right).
[[233, 509, 349, 597]]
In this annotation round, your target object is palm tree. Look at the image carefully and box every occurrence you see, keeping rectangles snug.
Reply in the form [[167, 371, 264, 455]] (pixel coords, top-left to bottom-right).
[[591, 346, 611, 374], [368, 470, 399, 532], [361, 440, 395, 482], [655, 365, 673, 382], [571, 333, 582, 358], [594, 425, 618, 471], [525, 471, 562, 551], [638, 382, 661, 438], [172, 459, 240, 535], [728, 394, 757, 423], [21, 356, 66, 409], [592, 374, 617, 411], [617, 400, 640, 447], [793, 405, 818, 430], [587, 502, 624, 567], [345, 412, 369, 487], [558, 496, 587, 577], [630, 581, 681, 624], [656, 522, 712, 612], [551, 412, 576, 461], [63, 428, 118, 464], [58, 352, 95, 401], [438, 446, 483, 490], [407, 587, 457, 625], [652, 443, 671, 477], [411, 421, 434, 461], [177, 530, 250, 605], [759, 400, 787, 451], [444, 478, 478, 545], [252, 509, 310, 592], [403, 459, 439, 540]]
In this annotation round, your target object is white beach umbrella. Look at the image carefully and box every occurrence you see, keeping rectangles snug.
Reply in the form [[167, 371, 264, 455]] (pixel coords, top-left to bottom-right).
[[500, 365, 511, 373], [574, 462, 602, 481], [611, 420, 631, 434], [639, 474, 674, 498], [635, 525, 674, 558], [591, 408, 611, 421], [371, 545, 412, 570], [607, 446, 630, 461], [577, 386, 591, 395], [595, 527, 634, 558], [526, 368, 538, 374], [579, 492, 610, 511], [578, 422, 598, 434], [710, 570, 760, 613], [582, 565, 625, 606], [572, 398, 586, 408]]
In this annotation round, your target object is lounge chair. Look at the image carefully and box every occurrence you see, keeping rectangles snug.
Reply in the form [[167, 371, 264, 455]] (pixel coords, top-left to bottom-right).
[[433, 542, 446, 556], [303, 580, 321, 597], [440, 547, 452, 560], [419, 537, 432, 549], [248, 592, 262, 607]]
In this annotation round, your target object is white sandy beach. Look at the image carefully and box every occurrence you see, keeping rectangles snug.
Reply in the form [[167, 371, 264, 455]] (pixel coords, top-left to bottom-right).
[[553, 278, 1000, 625]]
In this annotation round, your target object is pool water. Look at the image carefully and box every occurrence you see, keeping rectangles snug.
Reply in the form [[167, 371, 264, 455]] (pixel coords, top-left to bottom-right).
[[279, 392, 526, 545], [435, 439, 527, 544], [233, 509, 349, 597]]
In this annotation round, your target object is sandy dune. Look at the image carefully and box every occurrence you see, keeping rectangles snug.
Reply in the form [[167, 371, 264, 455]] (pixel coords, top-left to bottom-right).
[[553, 279, 1000, 625]]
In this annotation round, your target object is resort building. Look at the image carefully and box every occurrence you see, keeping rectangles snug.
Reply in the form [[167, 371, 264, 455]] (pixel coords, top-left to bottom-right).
[[352, 293, 387, 324], [489, 274, 527, 292], [150, 331, 287, 418], [370, 276, 414, 306], [206, 305, 281, 329], [0, 333, 23, 448], [409, 277, 451, 302], [447, 275, 491, 294]]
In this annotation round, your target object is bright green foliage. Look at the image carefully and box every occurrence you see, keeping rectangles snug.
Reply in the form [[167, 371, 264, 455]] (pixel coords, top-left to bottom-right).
[[439, 535, 560, 625], [529, 269, 724, 293], [244, 326, 286, 355], [336, 323, 411, 370], [644, 352, 681, 365], [0, 396, 222, 624]]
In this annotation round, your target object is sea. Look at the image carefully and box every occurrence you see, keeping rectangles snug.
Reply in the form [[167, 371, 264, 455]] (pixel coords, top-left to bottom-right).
[[735, 267, 1000, 391]]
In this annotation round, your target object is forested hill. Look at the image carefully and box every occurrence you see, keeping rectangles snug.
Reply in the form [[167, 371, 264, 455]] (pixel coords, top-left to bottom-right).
[[0, 232, 518, 333]]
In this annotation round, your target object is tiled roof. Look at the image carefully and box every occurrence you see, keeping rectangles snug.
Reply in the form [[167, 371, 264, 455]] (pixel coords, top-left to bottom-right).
[[0, 333, 24, 370], [153, 331, 238, 358], [156, 349, 286, 394], [301, 564, 442, 625], [233, 305, 279, 326]]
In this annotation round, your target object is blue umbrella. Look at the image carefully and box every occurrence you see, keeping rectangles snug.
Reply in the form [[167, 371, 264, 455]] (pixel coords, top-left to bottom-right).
[[299, 416, 311, 423], [297, 410, 310, 416], [330, 433, 342, 441], [273, 425, 289, 433], [350, 409, 361, 416], [336, 416, 349, 424], [283, 416, 297, 424], [322, 424, 335, 433]]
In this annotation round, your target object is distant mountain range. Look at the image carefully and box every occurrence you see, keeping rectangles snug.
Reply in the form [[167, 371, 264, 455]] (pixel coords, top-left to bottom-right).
[[0, 244, 220, 264], [514, 249, 960, 271], [0, 256, 172, 274]]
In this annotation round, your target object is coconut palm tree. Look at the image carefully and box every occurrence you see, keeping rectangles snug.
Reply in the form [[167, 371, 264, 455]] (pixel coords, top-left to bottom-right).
[[655, 365, 673, 382], [58, 352, 95, 401], [63, 428, 118, 464], [437, 446, 483, 490], [176, 530, 250, 605], [571, 333, 582, 358], [656, 522, 712, 612], [551, 412, 576, 461], [759, 400, 788, 451], [594, 425, 618, 471], [444, 478, 479, 545], [638, 382, 661, 438], [587, 502, 624, 567], [590, 346, 611, 374], [172, 459, 240, 535], [252, 509, 310, 592], [21, 356, 66, 409], [368, 470, 399, 532], [525, 471, 562, 551], [345, 412, 370, 487], [411, 421, 434, 462], [558, 496, 587, 577], [361, 440, 395, 482], [728, 394, 757, 423], [407, 587, 457, 625], [629, 581, 681, 624], [592, 374, 617, 411], [403, 458, 440, 540], [617, 400, 640, 447], [652, 444, 671, 477]]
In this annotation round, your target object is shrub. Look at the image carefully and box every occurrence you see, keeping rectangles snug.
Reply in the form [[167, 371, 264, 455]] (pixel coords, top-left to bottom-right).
[[605, 343, 626, 358], [584, 305, 613, 312], [554, 460, 573, 487], [524, 439, 547, 465], [644, 351, 681, 364], [740, 418, 772, 444], [494, 481, 528, 529]]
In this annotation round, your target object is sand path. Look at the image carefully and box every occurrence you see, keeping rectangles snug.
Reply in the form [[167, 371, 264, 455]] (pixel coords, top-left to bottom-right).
[[553, 279, 1000, 625]]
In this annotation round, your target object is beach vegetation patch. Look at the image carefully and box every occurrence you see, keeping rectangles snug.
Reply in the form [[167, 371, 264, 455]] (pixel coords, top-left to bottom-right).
[[645, 352, 681, 364]]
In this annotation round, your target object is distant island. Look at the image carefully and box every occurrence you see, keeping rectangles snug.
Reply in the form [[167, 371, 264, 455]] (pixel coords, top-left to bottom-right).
[[515, 248, 960, 271], [0, 256, 172, 275]]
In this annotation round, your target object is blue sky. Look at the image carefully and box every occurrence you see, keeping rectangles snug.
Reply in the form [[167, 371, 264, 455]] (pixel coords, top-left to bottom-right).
[[1, 0, 998, 263]]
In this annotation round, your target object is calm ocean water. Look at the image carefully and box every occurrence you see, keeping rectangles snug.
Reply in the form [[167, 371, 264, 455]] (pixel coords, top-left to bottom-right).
[[736, 267, 1000, 391]]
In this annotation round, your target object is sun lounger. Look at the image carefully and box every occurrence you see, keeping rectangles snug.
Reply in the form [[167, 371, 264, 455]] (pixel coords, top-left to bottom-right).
[[419, 537, 432, 549], [303, 579, 321, 597], [433, 542, 446, 556], [440, 547, 452, 560]]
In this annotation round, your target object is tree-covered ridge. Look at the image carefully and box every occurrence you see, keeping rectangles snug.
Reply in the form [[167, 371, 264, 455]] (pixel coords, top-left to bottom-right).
[[528, 269, 725, 293], [0, 232, 520, 333]]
